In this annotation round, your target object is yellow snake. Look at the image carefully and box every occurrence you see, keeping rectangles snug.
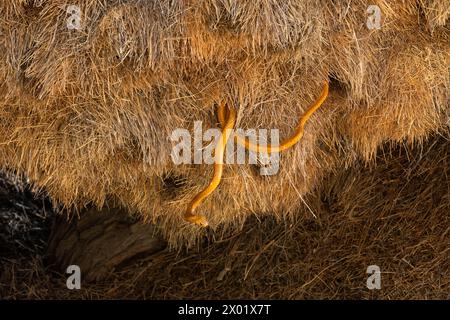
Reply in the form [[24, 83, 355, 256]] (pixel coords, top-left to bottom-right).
[[184, 103, 236, 227], [185, 81, 329, 227], [218, 81, 329, 153]]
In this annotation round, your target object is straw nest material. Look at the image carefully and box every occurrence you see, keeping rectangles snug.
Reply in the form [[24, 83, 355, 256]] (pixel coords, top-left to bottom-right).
[[1, 133, 448, 299], [0, 0, 448, 246]]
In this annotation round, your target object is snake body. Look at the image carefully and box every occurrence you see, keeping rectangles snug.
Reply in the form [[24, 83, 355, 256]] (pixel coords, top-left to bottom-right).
[[184, 103, 236, 227], [217, 81, 329, 153], [185, 81, 329, 227]]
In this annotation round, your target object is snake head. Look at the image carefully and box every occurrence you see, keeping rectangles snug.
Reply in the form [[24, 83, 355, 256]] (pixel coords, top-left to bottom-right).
[[185, 215, 209, 227]]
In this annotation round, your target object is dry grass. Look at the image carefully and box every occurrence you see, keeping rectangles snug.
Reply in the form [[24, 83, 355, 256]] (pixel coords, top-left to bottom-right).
[[1, 134, 448, 299], [0, 0, 448, 246]]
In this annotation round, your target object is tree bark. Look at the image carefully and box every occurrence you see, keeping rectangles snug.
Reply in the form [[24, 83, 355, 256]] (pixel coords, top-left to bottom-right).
[[46, 206, 166, 281]]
